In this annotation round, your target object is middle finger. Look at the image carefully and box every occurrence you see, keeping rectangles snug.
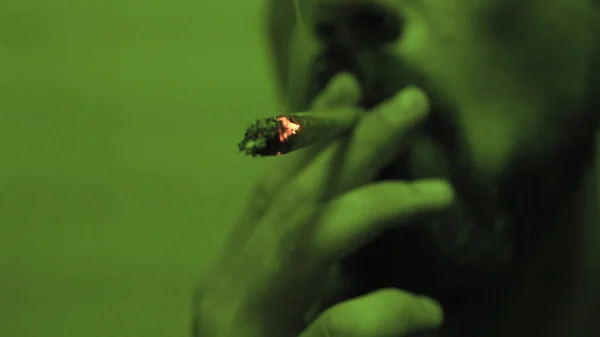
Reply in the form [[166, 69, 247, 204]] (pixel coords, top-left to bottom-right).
[[290, 86, 430, 202]]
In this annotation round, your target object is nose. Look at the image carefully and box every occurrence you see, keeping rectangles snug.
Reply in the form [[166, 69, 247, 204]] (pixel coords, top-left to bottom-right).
[[309, 0, 403, 49]]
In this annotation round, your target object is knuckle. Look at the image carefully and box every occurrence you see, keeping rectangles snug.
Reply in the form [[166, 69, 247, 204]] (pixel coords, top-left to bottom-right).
[[248, 179, 271, 199], [247, 180, 277, 214], [277, 183, 312, 210], [261, 194, 317, 261], [276, 172, 326, 209]]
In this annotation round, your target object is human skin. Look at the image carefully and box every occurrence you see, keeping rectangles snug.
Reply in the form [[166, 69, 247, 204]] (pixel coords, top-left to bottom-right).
[[259, 0, 600, 336]]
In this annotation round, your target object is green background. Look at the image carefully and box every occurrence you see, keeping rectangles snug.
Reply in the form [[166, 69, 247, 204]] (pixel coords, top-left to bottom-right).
[[0, 1, 276, 336]]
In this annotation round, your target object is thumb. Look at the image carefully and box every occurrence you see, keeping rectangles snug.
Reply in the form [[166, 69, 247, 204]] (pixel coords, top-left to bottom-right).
[[299, 288, 443, 337]]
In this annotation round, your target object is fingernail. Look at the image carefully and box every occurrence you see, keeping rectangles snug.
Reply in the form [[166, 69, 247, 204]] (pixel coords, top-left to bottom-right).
[[413, 179, 455, 204], [383, 86, 430, 123]]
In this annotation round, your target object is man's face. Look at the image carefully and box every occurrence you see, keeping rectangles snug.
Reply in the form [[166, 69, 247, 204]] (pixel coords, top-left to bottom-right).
[[266, 0, 598, 306], [269, 0, 596, 181]]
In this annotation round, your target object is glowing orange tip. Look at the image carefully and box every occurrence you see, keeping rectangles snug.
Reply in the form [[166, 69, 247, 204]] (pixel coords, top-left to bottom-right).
[[276, 116, 301, 143]]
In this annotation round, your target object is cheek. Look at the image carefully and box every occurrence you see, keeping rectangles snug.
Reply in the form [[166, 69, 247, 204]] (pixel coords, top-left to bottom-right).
[[394, 5, 548, 177], [398, 0, 547, 105], [397, 5, 493, 105]]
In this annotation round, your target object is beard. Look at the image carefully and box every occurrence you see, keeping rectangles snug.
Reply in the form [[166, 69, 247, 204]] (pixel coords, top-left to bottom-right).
[[287, 37, 600, 313], [337, 95, 598, 316], [299, 49, 597, 315]]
